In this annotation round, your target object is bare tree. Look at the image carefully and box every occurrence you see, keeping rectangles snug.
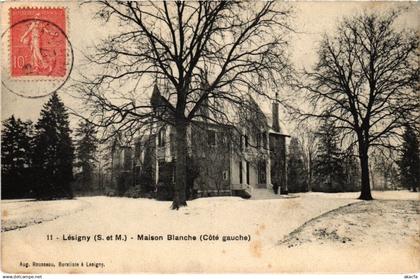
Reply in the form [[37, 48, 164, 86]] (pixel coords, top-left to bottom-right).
[[76, 1, 293, 208], [295, 124, 318, 191], [300, 11, 418, 200]]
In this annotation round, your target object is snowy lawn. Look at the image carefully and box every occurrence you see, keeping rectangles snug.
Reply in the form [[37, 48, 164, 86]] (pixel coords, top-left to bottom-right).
[[1, 198, 90, 232], [1, 190, 419, 273], [279, 199, 420, 248]]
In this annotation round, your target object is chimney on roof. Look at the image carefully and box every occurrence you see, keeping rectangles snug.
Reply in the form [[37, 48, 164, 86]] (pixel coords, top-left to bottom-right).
[[272, 92, 280, 132]]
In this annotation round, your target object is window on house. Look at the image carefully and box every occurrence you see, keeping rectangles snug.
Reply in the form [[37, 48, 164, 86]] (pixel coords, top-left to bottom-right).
[[258, 160, 266, 184], [220, 134, 227, 144], [223, 171, 229, 181], [246, 161, 250, 185], [239, 161, 243, 184], [240, 134, 248, 151], [259, 133, 268, 149], [157, 160, 165, 183], [208, 129, 216, 147], [256, 132, 266, 149], [158, 128, 165, 147]]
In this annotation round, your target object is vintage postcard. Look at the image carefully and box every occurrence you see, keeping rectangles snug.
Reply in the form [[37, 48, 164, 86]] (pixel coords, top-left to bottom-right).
[[1, 0, 419, 275]]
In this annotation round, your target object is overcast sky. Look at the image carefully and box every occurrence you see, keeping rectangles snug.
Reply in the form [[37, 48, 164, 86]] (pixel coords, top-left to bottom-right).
[[1, 1, 418, 129]]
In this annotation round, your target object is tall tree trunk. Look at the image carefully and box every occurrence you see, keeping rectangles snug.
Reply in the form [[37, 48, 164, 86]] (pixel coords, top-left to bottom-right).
[[358, 140, 373, 200], [172, 118, 188, 209]]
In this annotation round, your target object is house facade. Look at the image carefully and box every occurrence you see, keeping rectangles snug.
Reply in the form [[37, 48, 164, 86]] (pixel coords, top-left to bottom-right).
[[109, 86, 290, 198]]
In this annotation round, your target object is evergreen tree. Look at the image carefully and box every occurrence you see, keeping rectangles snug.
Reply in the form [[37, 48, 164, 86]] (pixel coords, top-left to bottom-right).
[[32, 93, 74, 199], [399, 125, 420, 192], [74, 120, 98, 193], [287, 137, 308, 193], [313, 118, 345, 192], [1, 116, 34, 198]]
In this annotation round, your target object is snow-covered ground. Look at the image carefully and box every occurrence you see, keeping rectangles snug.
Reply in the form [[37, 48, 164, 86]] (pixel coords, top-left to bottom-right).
[[280, 199, 420, 249], [1, 190, 419, 273], [1, 198, 90, 232]]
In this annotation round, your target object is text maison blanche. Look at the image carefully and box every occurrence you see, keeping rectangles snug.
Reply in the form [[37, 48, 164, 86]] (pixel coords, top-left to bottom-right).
[[137, 234, 197, 241]]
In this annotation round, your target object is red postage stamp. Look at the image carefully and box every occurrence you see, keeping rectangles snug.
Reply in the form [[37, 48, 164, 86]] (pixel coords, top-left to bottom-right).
[[9, 8, 67, 78]]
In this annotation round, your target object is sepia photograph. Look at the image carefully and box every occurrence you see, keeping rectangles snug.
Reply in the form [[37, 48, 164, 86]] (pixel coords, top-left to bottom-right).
[[1, 0, 419, 275]]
